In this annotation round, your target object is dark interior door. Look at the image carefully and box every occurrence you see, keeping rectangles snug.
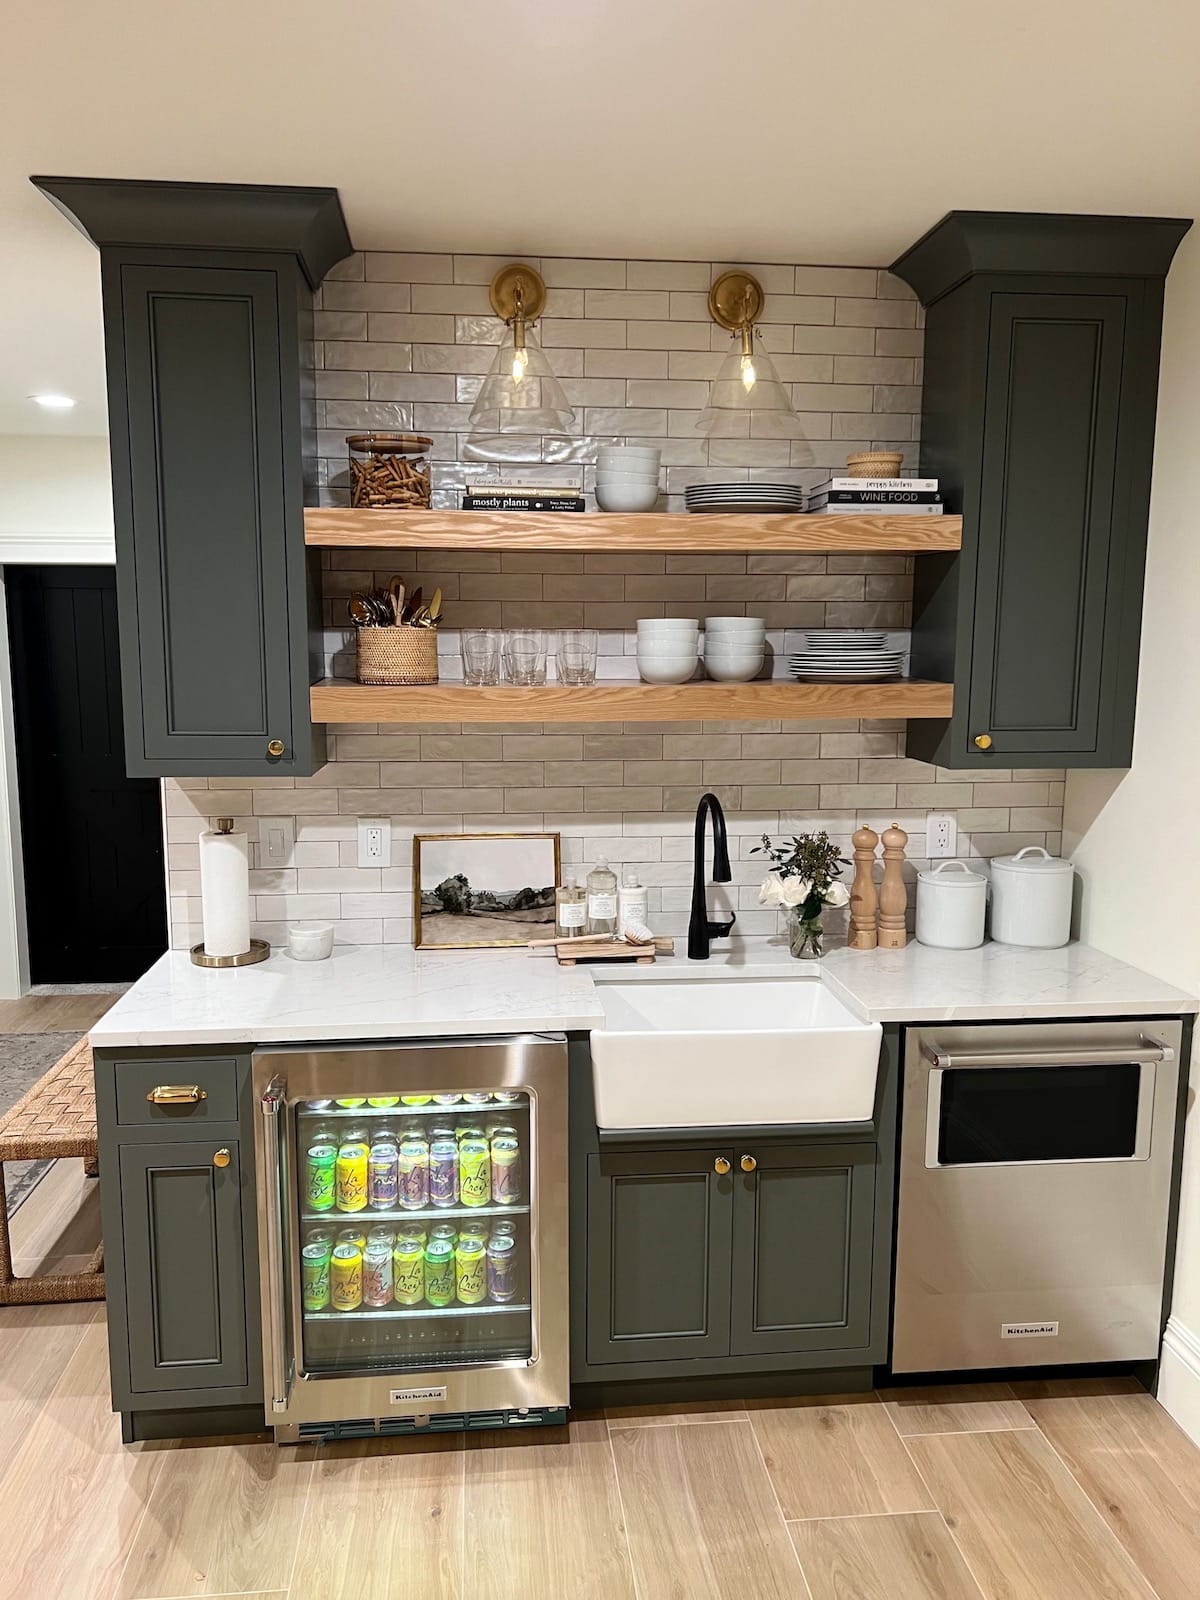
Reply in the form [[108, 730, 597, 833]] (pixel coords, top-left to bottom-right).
[[7, 565, 167, 982]]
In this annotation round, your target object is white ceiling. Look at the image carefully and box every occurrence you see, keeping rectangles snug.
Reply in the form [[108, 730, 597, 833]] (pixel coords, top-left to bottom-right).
[[4, 0, 1200, 436]]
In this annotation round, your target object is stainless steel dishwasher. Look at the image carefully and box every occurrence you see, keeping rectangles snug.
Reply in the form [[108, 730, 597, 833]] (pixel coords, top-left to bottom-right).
[[893, 1018, 1182, 1373]]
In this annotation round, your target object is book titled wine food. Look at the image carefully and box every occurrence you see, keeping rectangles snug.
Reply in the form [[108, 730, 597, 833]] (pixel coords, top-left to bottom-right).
[[807, 475, 944, 514]]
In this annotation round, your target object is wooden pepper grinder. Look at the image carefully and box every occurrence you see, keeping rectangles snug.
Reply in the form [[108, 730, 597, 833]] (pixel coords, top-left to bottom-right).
[[877, 822, 909, 949], [848, 825, 879, 950]]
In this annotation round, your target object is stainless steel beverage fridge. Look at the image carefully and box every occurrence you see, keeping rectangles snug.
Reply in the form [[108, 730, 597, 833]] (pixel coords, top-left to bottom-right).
[[252, 1035, 568, 1442]]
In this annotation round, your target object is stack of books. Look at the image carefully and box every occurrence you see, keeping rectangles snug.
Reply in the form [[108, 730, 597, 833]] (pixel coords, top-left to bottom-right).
[[462, 482, 585, 512], [806, 476, 943, 515]]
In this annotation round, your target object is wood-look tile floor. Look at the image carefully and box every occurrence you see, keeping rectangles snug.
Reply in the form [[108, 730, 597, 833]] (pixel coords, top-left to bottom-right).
[[6, 1169, 1200, 1600]]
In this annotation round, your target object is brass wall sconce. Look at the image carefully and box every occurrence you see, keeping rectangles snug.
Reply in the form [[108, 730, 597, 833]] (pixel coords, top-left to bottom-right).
[[466, 262, 577, 461], [698, 269, 799, 438]]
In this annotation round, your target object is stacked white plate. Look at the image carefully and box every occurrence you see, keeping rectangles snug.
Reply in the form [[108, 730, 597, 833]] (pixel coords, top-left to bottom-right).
[[685, 482, 806, 514], [788, 630, 904, 683]]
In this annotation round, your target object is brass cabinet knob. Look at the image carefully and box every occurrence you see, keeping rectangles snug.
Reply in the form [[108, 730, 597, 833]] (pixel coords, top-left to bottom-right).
[[212, 1148, 232, 1169], [713, 1156, 731, 1176], [267, 739, 285, 758], [974, 733, 993, 750], [740, 1154, 758, 1173]]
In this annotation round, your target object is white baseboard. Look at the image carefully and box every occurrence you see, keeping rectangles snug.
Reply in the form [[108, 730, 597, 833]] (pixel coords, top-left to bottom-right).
[[1158, 1317, 1200, 1446]]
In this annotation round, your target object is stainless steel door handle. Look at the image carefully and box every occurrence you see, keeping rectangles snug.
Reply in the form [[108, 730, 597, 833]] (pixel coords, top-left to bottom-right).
[[920, 1036, 1174, 1070], [260, 1075, 290, 1413]]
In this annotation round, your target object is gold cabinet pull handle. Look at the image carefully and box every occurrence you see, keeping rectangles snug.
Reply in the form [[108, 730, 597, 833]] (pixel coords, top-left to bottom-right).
[[740, 1154, 758, 1173], [974, 733, 993, 750], [146, 1085, 207, 1105], [213, 1148, 232, 1168], [713, 1156, 731, 1176], [267, 739, 285, 758]]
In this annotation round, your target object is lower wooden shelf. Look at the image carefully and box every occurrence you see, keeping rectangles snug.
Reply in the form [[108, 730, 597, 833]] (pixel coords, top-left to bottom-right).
[[310, 678, 954, 724]]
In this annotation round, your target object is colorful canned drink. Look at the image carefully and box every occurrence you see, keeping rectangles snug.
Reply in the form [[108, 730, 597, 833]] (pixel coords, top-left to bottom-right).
[[487, 1232, 517, 1303], [491, 1134, 522, 1205], [490, 1218, 516, 1239], [330, 1242, 363, 1311], [456, 1236, 487, 1304], [363, 1242, 394, 1307], [433, 1092, 463, 1106], [429, 1136, 460, 1208], [400, 1093, 432, 1106], [392, 1235, 425, 1304], [368, 1140, 399, 1210], [335, 1142, 369, 1212], [424, 1238, 455, 1307], [398, 1134, 430, 1210], [459, 1218, 488, 1245], [301, 1241, 332, 1311], [336, 1226, 367, 1252], [459, 1137, 492, 1208], [305, 1225, 335, 1251], [367, 1095, 400, 1108], [367, 1223, 395, 1245], [429, 1220, 457, 1245], [305, 1143, 337, 1212], [464, 1091, 492, 1106], [335, 1096, 367, 1109], [455, 1121, 484, 1144], [493, 1090, 521, 1104]]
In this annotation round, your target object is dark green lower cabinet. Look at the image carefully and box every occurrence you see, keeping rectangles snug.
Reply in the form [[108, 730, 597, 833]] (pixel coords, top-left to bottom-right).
[[730, 1144, 875, 1357], [586, 1148, 733, 1364], [119, 1140, 248, 1393]]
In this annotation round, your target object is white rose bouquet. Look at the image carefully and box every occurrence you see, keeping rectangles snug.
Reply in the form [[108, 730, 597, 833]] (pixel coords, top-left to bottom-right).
[[753, 830, 850, 958]]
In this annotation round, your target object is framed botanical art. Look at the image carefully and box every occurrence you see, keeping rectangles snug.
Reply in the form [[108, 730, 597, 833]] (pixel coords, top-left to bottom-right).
[[413, 831, 561, 949]]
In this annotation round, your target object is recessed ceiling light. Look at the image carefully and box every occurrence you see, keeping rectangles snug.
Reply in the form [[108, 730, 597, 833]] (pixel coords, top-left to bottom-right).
[[30, 393, 76, 409]]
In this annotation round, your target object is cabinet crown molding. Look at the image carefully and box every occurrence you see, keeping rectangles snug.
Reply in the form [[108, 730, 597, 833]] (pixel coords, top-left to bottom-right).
[[31, 176, 353, 289], [891, 209, 1192, 306]]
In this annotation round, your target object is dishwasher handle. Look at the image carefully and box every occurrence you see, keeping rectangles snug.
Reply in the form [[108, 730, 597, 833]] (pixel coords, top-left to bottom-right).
[[260, 1075, 291, 1413], [920, 1035, 1174, 1071]]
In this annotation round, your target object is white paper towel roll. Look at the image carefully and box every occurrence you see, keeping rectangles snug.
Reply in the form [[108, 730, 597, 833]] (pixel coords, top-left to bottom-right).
[[199, 819, 251, 958]]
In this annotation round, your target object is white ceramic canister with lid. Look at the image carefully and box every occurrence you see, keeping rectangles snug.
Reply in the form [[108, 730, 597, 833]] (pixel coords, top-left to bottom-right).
[[915, 860, 988, 949], [989, 845, 1074, 948]]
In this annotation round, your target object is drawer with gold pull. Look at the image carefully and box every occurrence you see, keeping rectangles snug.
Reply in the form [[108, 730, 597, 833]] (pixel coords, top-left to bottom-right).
[[115, 1057, 240, 1125]]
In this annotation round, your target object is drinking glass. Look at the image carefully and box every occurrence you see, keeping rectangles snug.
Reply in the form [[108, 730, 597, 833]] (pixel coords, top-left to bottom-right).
[[556, 628, 599, 686], [503, 628, 548, 686], [461, 628, 502, 686]]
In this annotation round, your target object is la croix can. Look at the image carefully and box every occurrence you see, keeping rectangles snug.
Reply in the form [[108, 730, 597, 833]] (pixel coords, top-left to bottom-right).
[[363, 1242, 394, 1307], [368, 1140, 399, 1210], [305, 1143, 337, 1212], [334, 1142, 369, 1212], [330, 1242, 363, 1311]]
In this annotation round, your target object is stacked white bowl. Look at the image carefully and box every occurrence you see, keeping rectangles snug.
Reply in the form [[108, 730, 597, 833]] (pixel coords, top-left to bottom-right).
[[636, 618, 699, 684], [596, 445, 661, 512], [703, 616, 767, 682]]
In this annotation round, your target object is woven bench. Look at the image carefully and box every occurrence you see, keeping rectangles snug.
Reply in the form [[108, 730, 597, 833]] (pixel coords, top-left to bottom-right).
[[0, 1035, 104, 1304]]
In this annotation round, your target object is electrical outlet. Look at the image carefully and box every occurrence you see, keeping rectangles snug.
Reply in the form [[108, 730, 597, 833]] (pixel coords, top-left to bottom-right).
[[357, 818, 391, 868], [927, 811, 957, 858], [257, 816, 295, 867]]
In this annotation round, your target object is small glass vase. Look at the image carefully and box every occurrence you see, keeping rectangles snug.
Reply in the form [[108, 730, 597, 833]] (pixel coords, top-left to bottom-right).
[[786, 908, 824, 959]]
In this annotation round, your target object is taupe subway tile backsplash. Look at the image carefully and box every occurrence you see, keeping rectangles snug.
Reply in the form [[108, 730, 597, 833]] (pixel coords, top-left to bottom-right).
[[163, 249, 1061, 951]]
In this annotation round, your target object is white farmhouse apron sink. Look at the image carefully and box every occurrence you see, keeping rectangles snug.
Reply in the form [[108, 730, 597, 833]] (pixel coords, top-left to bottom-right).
[[590, 978, 882, 1130]]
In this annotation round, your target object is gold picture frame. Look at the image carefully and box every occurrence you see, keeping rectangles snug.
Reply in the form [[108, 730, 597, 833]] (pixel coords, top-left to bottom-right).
[[413, 831, 562, 950]]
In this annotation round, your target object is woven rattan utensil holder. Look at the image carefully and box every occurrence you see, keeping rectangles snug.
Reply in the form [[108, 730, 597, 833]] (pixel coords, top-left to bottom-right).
[[357, 624, 439, 686]]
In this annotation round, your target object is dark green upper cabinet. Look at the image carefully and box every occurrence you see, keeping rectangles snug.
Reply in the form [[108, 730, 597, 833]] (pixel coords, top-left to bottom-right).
[[891, 211, 1190, 769], [32, 178, 353, 777]]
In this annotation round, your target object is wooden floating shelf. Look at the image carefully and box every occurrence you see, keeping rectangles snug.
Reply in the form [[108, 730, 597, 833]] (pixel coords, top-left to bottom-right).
[[304, 507, 962, 555], [310, 679, 954, 725]]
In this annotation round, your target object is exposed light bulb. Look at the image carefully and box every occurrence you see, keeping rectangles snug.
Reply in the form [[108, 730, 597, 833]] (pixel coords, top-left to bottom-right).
[[740, 354, 757, 392], [511, 345, 528, 384], [30, 393, 75, 409]]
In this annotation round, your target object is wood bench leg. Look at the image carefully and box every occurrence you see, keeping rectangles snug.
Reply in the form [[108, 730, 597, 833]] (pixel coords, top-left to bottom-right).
[[83, 1154, 99, 1179]]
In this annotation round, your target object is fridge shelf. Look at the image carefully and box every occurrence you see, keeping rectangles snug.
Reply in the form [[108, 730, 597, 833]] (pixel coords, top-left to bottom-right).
[[301, 1201, 531, 1225], [298, 1101, 528, 1118], [303, 1301, 532, 1323]]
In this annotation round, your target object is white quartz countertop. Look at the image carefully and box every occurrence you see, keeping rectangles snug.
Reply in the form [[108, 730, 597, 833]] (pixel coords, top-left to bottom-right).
[[89, 938, 1196, 1049]]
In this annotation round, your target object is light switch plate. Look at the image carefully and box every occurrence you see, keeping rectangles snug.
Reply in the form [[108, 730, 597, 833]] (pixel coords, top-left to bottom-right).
[[357, 817, 392, 868], [926, 812, 957, 858], [257, 815, 295, 867]]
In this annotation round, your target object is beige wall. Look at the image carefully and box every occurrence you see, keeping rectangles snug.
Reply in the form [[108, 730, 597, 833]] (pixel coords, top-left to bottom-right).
[[1064, 231, 1200, 1433]]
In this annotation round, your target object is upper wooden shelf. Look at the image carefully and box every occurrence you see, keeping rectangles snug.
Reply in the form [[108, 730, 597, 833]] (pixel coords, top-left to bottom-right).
[[303, 507, 962, 554]]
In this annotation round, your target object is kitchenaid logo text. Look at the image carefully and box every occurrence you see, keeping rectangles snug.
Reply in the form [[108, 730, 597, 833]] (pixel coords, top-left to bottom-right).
[[390, 1386, 448, 1403], [1001, 1321, 1059, 1339]]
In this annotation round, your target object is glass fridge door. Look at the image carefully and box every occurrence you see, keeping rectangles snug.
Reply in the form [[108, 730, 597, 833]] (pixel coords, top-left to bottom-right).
[[294, 1089, 533, 1375]]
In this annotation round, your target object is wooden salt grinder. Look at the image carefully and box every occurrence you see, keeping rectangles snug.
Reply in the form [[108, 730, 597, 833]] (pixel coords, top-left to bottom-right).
[[848, 825, 879, 950], [877, 822, 909, 949]]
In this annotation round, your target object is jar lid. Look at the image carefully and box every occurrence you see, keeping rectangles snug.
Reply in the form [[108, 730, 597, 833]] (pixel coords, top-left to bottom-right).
[[345, 432, 433, 455], [991, 845, 1073, 875], [917, 860, 986, 886]]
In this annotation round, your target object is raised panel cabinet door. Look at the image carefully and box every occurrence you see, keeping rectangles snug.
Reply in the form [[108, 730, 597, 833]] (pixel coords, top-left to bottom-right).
[[585, 1148, 734, 1365], [116, 262, 296, 771], [118, 1138, 249, 1393], [968, 290, 1129, 758], [729, 1143, 876, 1357]]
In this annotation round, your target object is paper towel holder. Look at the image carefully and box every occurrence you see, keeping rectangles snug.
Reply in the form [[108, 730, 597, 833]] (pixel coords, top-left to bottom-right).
[[191, 818, 271, 969]]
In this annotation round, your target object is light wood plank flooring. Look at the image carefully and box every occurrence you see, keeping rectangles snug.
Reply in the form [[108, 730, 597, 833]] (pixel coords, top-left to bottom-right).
[[4, 1182, 1200, 1599], [0, 991, 118, 1033]]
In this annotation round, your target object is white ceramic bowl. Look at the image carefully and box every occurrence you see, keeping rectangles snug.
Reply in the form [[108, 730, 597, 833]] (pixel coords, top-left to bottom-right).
[[596, 467, 660, 487], [637, 657, 700, 684], [637, 622, 699, 638], [636, 640, 700, 656], [704, 655, 765, 682], [596, 481, 659, 513], [705, 617, 767, 633], [597, 445, 661, 466]]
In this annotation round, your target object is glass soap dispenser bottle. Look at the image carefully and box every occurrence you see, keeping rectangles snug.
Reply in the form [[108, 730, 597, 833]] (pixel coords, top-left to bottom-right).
[[586, 857, 619, 937], [555, 872, 587, 939]]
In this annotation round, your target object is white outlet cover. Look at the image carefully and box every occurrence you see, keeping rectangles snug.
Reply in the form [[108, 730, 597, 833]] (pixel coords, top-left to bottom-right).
[[257, 815, 295, 867], [926, 811, 957, 859], [357, 817, 392, 868]]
